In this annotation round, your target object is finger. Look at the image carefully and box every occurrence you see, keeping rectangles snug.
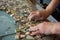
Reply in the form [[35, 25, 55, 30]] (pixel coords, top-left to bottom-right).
[[29, 12, 35, 17], [30, 30, 40, 35], [36, 17, 44, 21], [29, 11, 41, 21], [28, 12, 35, 21], [30, 12, 35, 15], [29, 11, 39, 16], [29, 26, 38, 31], [28, 11, 39, 21]]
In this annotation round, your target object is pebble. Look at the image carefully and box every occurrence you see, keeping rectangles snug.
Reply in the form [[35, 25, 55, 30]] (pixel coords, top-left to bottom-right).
[[20, 34, 26, 38], [26, 35, 34, 40], [15, 33, 20, 40], [19, 25, 24, 29], [25, 32, 30, 35], [10, 14, 14, 17], [15, 35, 20, 40], [20, 20, 26, 24]]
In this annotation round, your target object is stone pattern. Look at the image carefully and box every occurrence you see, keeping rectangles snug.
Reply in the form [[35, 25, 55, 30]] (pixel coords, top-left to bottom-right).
[[0, 0, 60, 40]]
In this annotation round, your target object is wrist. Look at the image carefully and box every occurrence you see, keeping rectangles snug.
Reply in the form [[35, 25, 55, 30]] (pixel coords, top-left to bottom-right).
[[44, 22, 54, 35], [45, 8, 53, 15], [51, 23, 60, 34], [44, 9, 51, 16]]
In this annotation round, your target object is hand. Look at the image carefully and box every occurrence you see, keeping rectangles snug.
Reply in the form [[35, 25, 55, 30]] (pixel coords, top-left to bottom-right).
[[28, 10, 49, 21], [29, 22, 60, 35]]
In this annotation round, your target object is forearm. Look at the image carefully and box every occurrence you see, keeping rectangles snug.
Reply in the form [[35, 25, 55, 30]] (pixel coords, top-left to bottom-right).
[[52, 22, 60, 34], [45, 22, 60, 35], [45, 0, 59, 14]]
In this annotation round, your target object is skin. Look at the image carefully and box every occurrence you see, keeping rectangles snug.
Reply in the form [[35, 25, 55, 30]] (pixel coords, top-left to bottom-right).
[[30, 0, 36, 4], [28, 0, 60, 35]]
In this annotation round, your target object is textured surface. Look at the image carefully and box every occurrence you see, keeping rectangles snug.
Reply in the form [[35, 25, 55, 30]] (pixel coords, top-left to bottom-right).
[[0, 0, 60, 40], [0, 11, 16, 36]]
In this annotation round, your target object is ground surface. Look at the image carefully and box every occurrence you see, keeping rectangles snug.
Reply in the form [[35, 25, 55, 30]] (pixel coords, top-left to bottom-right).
[[0, 0, 60, 40]]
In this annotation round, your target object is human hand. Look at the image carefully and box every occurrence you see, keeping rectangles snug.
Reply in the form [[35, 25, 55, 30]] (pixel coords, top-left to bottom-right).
[[28, 10, 49, 21], [29, 22, 60, 35]]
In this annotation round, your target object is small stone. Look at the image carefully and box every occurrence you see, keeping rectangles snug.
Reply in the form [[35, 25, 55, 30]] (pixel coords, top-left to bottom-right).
[[20, 29, 26, 33], [13, 7, 17, 10], [16, 28, 20, 32], [26, 35, 34, 40], [3, 7, 6, 10], [8, 9, 11, 11], [6, 11, 9, 13], [34, 35, 43, 40], [10, 14, 14, 17], [28, 25, 31, 27], [15, 34, 20, 40], [21, 20, 25, 22], [11, 10, 16, 14], [13, 15, 20, 21], [20, 34, 26, 38], [19, 25, 24, 29], [31, 24, 35, 27], [24, 10, 27, 13], [20, 20, 26, 24], [1, 6, 5, 9], [25, 32, 30, 35], [24, 14, 28, 17], [20, 16, 23, 19]]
